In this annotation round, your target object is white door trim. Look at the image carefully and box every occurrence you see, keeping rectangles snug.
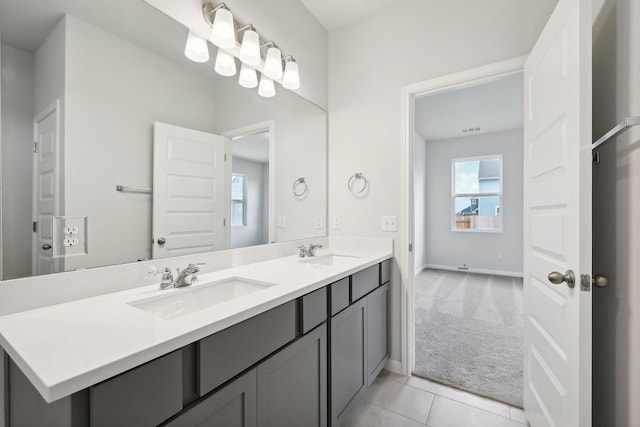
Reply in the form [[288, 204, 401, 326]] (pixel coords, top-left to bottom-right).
[[222, 120, 275, 243], [399, 56, 527, 375]]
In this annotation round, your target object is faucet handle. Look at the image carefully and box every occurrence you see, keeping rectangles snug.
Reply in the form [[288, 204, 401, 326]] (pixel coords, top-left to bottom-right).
[[297, 245, 308, 258], [308, 243, 323, 256]]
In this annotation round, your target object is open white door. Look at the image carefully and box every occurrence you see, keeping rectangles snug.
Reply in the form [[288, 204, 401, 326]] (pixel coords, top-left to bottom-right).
[[523, 0, 592, 426], [152, 122, 230, 259], [32, 101, 62, 276]]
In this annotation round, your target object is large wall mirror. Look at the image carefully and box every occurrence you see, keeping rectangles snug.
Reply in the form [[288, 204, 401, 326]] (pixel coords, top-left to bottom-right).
[[0, 0, 327, 280]]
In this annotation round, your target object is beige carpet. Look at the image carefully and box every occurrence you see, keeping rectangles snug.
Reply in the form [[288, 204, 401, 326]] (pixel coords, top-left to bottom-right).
[[413, 269, 524, 407]]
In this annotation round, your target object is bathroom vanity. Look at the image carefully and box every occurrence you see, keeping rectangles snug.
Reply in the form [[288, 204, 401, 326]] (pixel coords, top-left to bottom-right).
[[0, 248, 391, 426]]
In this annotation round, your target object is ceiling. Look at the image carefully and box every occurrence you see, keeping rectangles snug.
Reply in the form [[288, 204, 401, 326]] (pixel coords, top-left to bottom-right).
[[299, 0, 409, 31], [414, 73, 524, 141], [232, 131, 270, 163]]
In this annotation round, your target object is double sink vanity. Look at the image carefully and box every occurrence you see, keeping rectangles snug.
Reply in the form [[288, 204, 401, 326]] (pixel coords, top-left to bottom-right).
[[0, 243, 392, 426]]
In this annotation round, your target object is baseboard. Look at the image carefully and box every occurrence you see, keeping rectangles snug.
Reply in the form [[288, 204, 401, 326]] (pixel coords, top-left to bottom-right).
[[384, 358, 402, 374], [421, 264, 523, 278]]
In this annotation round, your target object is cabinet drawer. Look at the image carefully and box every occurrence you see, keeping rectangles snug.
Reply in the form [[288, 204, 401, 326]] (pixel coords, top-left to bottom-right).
[[380, 259, 391, 285], [90, 350, 182, 427], [351, 265, 379, 302], [301, 287, 327, 334], [329, 277, 350, 316], [198, 301, 297, 396]]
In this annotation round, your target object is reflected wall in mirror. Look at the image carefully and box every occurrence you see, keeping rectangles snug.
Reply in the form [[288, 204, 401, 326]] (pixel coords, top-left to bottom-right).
[[0, 0, 327, 280]]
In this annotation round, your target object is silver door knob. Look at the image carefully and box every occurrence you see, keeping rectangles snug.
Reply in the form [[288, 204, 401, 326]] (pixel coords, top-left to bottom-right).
[[548, 270, 575, 288], [593, 274, 609, 288], [157, 237, 166, 245], [42, 243, 52, 250]]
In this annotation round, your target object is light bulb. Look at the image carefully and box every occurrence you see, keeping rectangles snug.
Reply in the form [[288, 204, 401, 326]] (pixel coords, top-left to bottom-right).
[[263, 47, 283, 79], [214, 48, 237, 76], [258, 74, 276, 97], [282, 60, 300, 90], [184, 31, 209, 63], [238, 63, 258, 88], [211, 7, 235, 49], [239, 29, 260, 66]]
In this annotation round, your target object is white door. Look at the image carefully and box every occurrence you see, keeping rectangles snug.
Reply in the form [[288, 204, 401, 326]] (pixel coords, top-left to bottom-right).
[[32, 101, 62, 275], [523, 0, 592, 426], [152, 122, 230, 259]]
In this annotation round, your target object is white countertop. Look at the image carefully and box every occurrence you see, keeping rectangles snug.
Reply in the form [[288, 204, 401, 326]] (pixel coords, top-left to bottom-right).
[[0, 247, 392, 403]]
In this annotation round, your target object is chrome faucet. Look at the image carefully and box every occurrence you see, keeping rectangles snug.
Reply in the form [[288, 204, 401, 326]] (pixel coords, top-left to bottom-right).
[[298, 245, 308, 258], [174, 263, 204, 287], [157, 268, 174, 290], [307, 244, 323, 257]]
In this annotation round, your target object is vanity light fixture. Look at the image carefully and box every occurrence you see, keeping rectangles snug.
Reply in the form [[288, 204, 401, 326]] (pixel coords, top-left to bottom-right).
[[282, 57, 300, 90], [214, 48, 237, 76], [263, 42, 283, 79], [239, 63, 258, 88], [184, 31, 209, 63], [258, 74, 276, 97], [206, 3, 236, 49], [238, 25, 261, 66]]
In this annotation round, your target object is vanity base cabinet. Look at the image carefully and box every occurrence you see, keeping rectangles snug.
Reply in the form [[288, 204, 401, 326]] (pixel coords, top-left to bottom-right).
[[329, 298, 367, 427], [257, 323, 327, 427], [162, 369, 257, 427], [366, 283, 390, 386]]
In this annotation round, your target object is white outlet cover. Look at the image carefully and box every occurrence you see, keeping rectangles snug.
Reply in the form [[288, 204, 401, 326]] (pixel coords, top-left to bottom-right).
[[333, 215, 342, 230]]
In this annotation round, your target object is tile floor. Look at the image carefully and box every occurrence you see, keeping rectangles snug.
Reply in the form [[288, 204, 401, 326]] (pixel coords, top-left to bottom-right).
[[342, 370, 529, 427]]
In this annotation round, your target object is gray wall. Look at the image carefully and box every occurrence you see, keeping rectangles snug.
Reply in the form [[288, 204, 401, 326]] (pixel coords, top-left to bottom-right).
[[231, 157, 268, 249], [0, 45, 33, 279], [592, 0, 640, 425], [423, 128, 524, 275], [413, 131, 427, 274]]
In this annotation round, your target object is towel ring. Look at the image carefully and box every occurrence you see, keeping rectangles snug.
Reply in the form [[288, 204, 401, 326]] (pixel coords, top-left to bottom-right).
[[348, 173, 368, 195], [293, 177, 308, 197]]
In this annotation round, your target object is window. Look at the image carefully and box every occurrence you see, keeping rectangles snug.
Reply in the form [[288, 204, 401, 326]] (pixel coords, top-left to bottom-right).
[[452, 155, 502, 232], [231, 174, 247, 226]]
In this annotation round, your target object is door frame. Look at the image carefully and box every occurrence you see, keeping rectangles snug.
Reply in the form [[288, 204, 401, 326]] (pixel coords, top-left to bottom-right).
[[398, 56, 527, 375], [222, 120, 275, 244]]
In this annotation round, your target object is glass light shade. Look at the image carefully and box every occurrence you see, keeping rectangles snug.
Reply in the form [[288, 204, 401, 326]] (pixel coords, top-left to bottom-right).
[[211, 8, 235, 49], [239, 30, 261, 66], [263, 47, 283, 79], [238, 63, 258, 88], [214, 49, 237, 76], [282, 61, 300, 90], [258, 74, 276, 97], [184, 31, 209, 63]]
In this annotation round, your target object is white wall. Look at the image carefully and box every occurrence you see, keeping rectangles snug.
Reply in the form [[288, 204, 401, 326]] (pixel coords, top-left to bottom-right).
[[63, 14, 218, 270], [231, 157, 267, 248], [328, 0, 557, 366], [422, 129, 523, 274], [412, 131, 427, 274], [592, 0, 640, 425], [143, 0, 328, 110], [0, 45, 33, 279]]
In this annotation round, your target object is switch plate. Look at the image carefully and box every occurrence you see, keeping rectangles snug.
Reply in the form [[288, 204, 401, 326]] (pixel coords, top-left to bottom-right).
[[276, 215, 286, 228], [333, 215, 342, 230], [382, 216, 397, 231], [316, 215, 324, 229]]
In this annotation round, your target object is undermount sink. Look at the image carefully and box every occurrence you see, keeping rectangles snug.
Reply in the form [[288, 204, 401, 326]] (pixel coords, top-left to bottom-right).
[[129, 277, 275, 319], [298, 253, 360, 266]]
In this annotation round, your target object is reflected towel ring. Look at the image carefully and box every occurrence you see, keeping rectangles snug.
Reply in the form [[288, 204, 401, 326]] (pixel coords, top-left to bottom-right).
[[348, 173, 368, 194], [293, 177, 308, 197]]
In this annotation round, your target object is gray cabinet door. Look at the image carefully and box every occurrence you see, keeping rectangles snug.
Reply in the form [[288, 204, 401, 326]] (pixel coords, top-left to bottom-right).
[[163, 369, 257, 427], [366, 282, 389, 385], [329, 298, 367, 427], [257, 323, 327, 427]]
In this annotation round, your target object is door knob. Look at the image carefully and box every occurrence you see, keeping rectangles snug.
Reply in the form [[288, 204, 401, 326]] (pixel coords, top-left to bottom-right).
[[593, 274, 609, 288], [548, 270, 575, 288], [42, 243, 52, 250], [157, 237, 166, 245]]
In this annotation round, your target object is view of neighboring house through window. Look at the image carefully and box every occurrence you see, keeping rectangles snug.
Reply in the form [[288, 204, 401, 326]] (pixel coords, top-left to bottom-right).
[[452, 155, 502, 232], [231, 174, 247, 226]]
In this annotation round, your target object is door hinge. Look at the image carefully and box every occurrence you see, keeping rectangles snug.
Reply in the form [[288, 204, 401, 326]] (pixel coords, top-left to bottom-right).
[[224, 153, 227, 161], [580, 274, 591, 292], [223, 218, 226, 226], [408, 243, 413, 252], [32, 221, 37, 232], [33, 142, 38, 153]]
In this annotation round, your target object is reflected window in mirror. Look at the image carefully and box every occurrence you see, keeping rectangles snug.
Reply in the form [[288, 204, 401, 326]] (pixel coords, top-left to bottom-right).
[[231, 174, 247, 227]]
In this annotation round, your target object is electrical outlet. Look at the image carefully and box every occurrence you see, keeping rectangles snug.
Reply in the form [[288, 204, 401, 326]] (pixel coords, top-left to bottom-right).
[[64, 225, 79, 236], [63, 238, 79, 247], [276, 215, 286, 228], [333, 215, 342, 230], [381, 216, 397, 231]]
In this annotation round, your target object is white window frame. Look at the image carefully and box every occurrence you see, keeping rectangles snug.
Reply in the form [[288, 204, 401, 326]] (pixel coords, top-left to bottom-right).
[[231, 173, 247, 227], [451, 154, 503, 233]]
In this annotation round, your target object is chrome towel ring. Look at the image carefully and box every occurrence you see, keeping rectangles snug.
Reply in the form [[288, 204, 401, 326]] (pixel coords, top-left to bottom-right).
[[348, 173, 368, 195], [293, 177, 308, 197]]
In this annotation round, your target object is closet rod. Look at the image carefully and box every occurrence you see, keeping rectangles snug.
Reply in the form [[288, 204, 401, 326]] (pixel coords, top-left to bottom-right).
[[592, 116, 640, 151]]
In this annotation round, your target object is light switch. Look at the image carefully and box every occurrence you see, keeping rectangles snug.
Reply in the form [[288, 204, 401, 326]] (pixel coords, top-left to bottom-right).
[[333, 215, 342, 230], [381, 216, 397, 231], [316, 215, 324, 229], [276, 215, 286, 228]]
